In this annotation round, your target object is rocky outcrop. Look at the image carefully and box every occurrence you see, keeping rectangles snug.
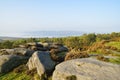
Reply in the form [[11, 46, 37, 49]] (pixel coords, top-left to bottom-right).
[[25, 42, 68, 52], [27, 51, 56, 78], [0, 55, 27, 73], [26, 42, 44, 50], [52, 58, 120, 80], [49, 43, 68, 51], [0, 48, 35, 57]]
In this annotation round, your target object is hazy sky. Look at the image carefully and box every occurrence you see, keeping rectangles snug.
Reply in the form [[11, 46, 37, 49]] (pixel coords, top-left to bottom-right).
[[0, 0, 120, 33]]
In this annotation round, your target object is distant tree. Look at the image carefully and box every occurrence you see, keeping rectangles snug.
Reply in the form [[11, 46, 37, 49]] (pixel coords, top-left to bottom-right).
[[82, 33, 96, 46], [110, 32, 119, 38], [96, 34, 111, 41], [64, 37, 81, 49]]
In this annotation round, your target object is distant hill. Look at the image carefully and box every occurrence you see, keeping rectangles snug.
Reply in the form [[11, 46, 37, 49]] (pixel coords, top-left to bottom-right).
[[0, 39, 3, 42], [0, 31, 84, 38], [0, 36, 22, 41], [24, 31, 84, 37]]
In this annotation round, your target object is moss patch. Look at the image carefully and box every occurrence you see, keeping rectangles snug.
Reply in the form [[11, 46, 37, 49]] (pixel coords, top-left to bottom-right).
[[0, 72, 31, 80]]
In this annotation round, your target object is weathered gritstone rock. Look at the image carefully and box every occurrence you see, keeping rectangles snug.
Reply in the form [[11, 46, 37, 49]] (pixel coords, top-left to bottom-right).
[[26, 42, 44, 50], [52, 58, 120, 80], [0, 48, 35, 57], [0, 55, 27, 73], [26, 42, 68, 52], [27, 51, 56, 78]]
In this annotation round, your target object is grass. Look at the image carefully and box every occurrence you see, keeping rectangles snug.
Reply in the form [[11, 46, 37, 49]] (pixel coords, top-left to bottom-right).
[[109, 58, 120, 64], [110, 50, 120, 57], [89, 49, 112, 55], [0, 64, 39, 80], [89, 50, 103, 54], [105, 41, 120, 49], [0, 72, 31, 80], [0, 64, 52, 80]]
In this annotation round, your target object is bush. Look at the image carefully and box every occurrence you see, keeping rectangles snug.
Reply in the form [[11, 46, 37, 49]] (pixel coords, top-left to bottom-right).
[[88, 41, 106, 52], [65, 49, 89, 61], [50, 49, 65, 62]]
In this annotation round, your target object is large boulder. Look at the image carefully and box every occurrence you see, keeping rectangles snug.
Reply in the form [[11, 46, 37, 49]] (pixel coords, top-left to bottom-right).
[[0, 55, 27, 73], [27, 51, 56, 78], [52, 58, 120, 80], [0, 48, 35, 57]]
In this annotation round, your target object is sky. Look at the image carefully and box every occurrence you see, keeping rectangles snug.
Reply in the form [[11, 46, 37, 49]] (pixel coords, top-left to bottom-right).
[[0, 0, 120, 34]]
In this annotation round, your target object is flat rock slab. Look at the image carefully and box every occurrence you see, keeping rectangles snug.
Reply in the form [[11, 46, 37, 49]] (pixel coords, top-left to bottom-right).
[[52, 58, 120, 80]]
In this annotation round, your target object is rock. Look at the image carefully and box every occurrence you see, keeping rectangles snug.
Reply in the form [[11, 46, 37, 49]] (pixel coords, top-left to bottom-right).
[[0, 48, 35, 57], [18, 45, 26, 48], [0, 55, 27, 73], [49, 43, 68, 52], [58, 46, 68, 52], [14, 48, 35, 57], [52, 58, 120, 80], [37, 47, 48, 51], [26, 42, 37, 46], [25, 42, 68, 52], [27, 51, 56, 78], [0, 49, 12, 55], [26, 42, 43, 50], [36, 42, 44, 47], [49, 43, 63, 50], [41, 43, 50, 48], [30, 46, 37, 50]]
